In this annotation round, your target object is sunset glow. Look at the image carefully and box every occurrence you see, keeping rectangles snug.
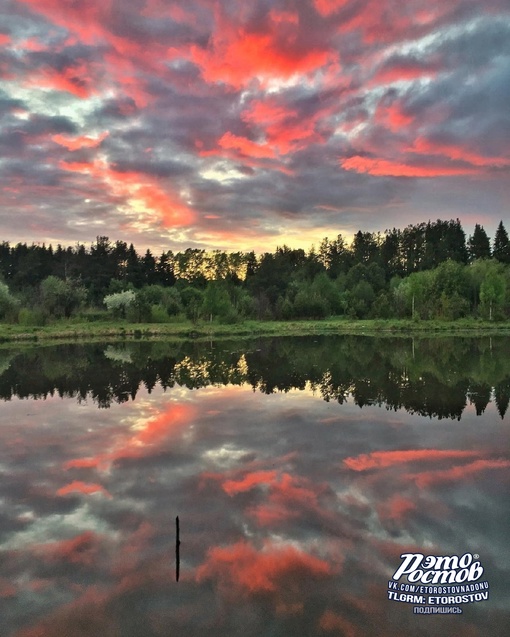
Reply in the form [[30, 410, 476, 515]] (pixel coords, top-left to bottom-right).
[[1, 0, 509, 252]]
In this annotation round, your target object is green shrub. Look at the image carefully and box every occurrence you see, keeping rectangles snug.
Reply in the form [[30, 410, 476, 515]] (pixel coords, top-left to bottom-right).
[[78, 309, 109, 322], [18, 308, 46, 326], [219, 307, 241, 324], [104, 290, 136, 318], [150, 305, 170, 323]]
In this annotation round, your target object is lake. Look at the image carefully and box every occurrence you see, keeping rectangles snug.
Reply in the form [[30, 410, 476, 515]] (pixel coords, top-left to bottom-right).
[[1, 335, 509, 636]]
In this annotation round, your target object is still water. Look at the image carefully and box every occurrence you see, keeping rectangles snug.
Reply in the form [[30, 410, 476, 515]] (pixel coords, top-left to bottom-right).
[[0, 336, 509, 636]]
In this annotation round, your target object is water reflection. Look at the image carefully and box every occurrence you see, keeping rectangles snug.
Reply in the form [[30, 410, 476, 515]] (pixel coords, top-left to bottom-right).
[[0, 336, 509, 418], [0, 337, 509, 636]]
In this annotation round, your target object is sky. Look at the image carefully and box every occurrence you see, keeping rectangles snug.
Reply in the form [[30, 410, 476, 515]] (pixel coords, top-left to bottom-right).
[[1, 0, 509, 254]]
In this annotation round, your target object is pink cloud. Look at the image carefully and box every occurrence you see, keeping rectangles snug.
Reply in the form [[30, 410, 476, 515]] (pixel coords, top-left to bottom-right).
[[377, 494, 416, 522], [36, 531, 103, 566], [57, 481, 110, 497], [52, 132, 109, 151], [223, 470, 278, 495], [240, 98, 324, 155], [313, 0, 351, 18], [219, 132, 277, 159], [25, 64, 96, 98], [341, 155, 480, 177], [64, 403, 196, 471], [343, 449, 479, 471], [58, 159, 196, 227], [375, 102, 414, 132], [408, 458, 510, 488], [410, 136, 510, 168], [190, 9, 336, 89], [19, 0, 111, 44], [196, 540, 332, 595]]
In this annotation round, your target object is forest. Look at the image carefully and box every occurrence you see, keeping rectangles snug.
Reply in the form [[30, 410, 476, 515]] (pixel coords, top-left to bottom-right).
[[0, 218, 509, 326]]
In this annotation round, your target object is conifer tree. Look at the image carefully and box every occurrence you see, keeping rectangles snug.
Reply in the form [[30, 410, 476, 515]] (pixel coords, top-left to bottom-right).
[[468, 224, 491, 261], [493, 221, 510, 264]]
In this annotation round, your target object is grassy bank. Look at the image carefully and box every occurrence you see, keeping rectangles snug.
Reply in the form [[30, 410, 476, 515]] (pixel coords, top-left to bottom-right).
[[1, 317, 510, 344]]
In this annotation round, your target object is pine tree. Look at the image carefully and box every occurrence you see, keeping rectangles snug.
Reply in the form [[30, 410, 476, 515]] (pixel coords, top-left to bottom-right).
[[495, 380, 510, 419], [126, 243, 144, 287], [142, 249, 157, 285], [493, 221, 510, 264], [468, 224, 491, 261]]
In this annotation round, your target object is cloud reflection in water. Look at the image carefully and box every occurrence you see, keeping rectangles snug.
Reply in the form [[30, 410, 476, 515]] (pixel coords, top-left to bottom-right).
[[0, 340, 509, 636]]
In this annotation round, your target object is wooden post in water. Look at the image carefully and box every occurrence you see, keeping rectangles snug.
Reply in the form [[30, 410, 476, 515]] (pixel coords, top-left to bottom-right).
[[176, 516, 180, 582]]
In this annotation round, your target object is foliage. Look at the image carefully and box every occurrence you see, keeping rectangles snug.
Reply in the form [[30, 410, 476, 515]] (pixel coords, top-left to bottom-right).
[[40, 276, 86, 318], [480, 267, 506, 320], [0, 281, 19, 321], [104, 290, 136, 318], [468, 224, 491, 261], [493, 221, 510, 264], [0, 220, 509, 325], [201, 281, 233, 322], [348, 281, 376, 318], [180, 286, 203, 323], [18, 307, 46, 326]]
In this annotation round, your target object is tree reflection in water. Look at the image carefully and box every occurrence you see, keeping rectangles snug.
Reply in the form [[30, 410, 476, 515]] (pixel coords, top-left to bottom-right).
[[0, 336, 508, 418]]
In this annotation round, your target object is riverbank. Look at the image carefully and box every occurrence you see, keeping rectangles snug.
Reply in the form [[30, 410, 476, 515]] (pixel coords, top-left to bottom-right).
[[1, 317, 510, 344]]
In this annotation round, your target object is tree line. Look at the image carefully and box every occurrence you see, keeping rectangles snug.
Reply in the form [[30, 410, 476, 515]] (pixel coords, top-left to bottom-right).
[[0, 337, 508, 418], [0, 219, 509, 325]]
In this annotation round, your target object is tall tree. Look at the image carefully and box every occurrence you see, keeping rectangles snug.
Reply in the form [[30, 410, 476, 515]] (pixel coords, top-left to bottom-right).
[[401, 223, 426, 274], [142, 249, 157, 285], [11, 243, 53, 289], [156, 251, 176, 286], [495, 380, 510, 419], [468, 224, 491, 261], [479, 267, 506, 320], [126, 243, 144, 287], [319, 234, 352, 277], [380, 229, 403, 279], [244, 251, 258, 279], [423, 219, 468, 269], [174, 248, 207, 285], [86, 236, 117, 301], [351, 231, 380, 265], [201, 281, 231, 321], [444, 219, 468, 264], [112, 241, 129, 281], [493, 221, 510, 264]]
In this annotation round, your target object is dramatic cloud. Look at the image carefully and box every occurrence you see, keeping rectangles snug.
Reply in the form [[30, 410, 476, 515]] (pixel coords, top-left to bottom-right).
[[63, 401, 196, 470], [0, 0, 508, 251]]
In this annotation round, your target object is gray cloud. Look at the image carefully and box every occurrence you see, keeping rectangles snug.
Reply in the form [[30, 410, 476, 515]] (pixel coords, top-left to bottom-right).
[[0, 0, 508, 250]]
